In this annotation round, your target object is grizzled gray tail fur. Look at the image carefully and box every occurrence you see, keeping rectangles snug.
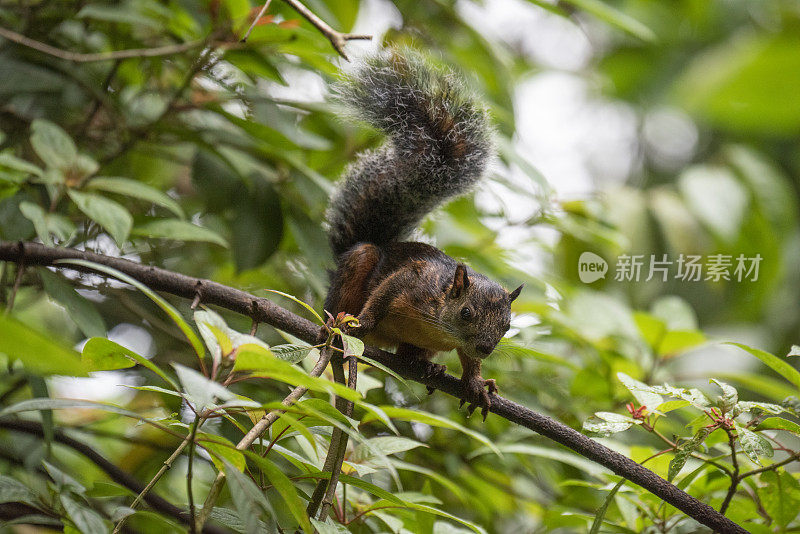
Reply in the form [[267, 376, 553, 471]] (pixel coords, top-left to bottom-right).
[[326, 48, 494, 257]]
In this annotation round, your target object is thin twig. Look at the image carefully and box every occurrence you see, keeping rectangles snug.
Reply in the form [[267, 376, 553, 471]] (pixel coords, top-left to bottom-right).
[[740, 451, 800, 480], [280, 0, 371, 60], [112, 435, 192, 534], [5, 260, 24, 314], [187, 416, 202, 534], [240, 0, 274, 43], [0, 26, 207, 63], [718, 430, 740, 516]]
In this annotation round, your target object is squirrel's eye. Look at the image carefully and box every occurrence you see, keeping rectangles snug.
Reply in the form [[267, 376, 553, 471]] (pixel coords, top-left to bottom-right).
[[460, 307, 473, 321]]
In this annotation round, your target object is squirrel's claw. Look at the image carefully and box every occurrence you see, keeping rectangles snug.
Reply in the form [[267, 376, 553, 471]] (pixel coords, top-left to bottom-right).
[[423, 362, 446, 379], [460, 377, 498, 422], [422, 362, 446, 395]]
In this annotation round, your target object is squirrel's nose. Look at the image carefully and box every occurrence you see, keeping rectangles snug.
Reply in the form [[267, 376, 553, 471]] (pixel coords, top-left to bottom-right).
[[476, 343, 494, 356]]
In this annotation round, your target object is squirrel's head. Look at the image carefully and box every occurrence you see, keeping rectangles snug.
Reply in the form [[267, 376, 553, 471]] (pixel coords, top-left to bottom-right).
[[443, 263, 522, 360]]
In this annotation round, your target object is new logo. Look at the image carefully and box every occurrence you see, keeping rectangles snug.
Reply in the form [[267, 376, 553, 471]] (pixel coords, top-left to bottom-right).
[[578, 252, 608, 283]]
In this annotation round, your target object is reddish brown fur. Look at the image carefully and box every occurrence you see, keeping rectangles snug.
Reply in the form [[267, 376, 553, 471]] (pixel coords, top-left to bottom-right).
[[335, 243, 380, 315]]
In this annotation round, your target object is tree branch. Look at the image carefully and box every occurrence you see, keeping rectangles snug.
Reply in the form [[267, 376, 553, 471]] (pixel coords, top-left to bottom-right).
[[0, 241, 748, 534], [279, 0, 371, 60], [719, 429, 740, 515], [307, 353, 357, 519], [0, 26, 211, 63]]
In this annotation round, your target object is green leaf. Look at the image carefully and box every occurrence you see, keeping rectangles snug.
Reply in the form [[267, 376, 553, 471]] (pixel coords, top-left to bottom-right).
[[55, 259, 205, 363], [223, 461, 273, 534], [270, 411, 317, 454], [77, 3, 162, 28], [269, 343, 313, 363], [633, 312, 666, 351], [679, 166, 748, 243], [19, 201, 76, 246], [197, 433, 245, 472], [60, 494, 107, 534], [310, 519, 349, 534], [668, 427, 711, 482], [43, 461, 85, 493], [194, 308, 233, 366], [261, 289, 325, 325], [86, 481, 136, 499], [734, 401, 786, 416], [229, 181, 283, 271], [755, 417, 800, 434], [0, 475, 39, 506], [758, 470, 800, 528], [174, 364, 236, 411], [360, 406, 499, 455], [469, 444, 609, 478], [727, 342, 800, 390], [710, 379, 738, 413], [30, 119, 77, 170], [390, 460, 466, 501], [562, 0, 656, 42], [400, 502, 487, 534], [243, 454, 313, 534], [735, 422, 773, 464], [617, 372, 663, 411], [677, 32, 800, 135], [86, 177, 184, 218], [589, 479, 626, 534], [658, 330, 706, 357], [655, 400, 690, 413], [81, 338, 137, 372], [341, 334, 364, 358], [234, 347, 360, 401], [132, 219, 227, 247], [0, 398, 148, 421], [350, 436, 426, 463], [582, 412, 636, 436], [0, 315, 88, 376], [0, 153, 44, 179], [650, 384, 712, 409], [40, 269, 105, 338], [315, 471, 405, 505], [67, 190, 132, 247]]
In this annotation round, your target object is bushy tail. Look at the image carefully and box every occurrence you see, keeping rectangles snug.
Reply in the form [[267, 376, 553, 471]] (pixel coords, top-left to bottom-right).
[[326, 48, 494, 257]]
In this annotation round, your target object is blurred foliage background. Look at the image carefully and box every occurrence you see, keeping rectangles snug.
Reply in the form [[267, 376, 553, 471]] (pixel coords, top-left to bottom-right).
[[1, 0, 799, 533]]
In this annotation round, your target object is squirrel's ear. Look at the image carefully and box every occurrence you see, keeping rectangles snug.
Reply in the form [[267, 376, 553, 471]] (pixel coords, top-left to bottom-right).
[[450, 264, 470, 299], [508, 284, 524, 302]]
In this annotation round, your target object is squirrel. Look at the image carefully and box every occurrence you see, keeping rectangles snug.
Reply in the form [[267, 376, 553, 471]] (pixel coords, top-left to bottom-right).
[[323, 48, 522, 419]]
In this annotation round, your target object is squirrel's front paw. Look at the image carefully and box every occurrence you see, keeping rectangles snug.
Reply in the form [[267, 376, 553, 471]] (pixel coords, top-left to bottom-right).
[[459, 377, 498, 421]]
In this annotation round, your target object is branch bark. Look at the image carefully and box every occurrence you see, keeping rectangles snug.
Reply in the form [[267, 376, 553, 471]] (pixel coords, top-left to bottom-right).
[[0, 241, 748, 534]]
